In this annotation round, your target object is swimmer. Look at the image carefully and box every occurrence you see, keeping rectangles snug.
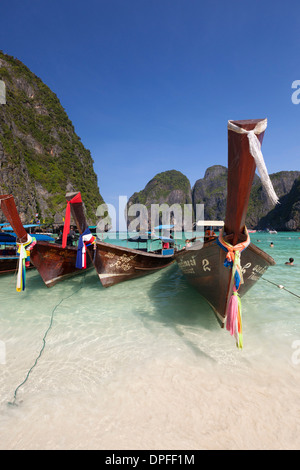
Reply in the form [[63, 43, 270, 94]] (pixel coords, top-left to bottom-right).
[[270, 242, 274, 247], [285, 257, 294, 265]]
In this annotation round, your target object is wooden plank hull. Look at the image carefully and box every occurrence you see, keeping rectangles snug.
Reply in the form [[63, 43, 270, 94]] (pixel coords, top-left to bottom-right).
[[65, 193, 174, 287], [91, 240, 174, 287], [175, 239, 275, 326], [0, 256, 19, 275], [0, 194, 91, 288], [0, 255, 35, 275], [29, 241, 93, 287]]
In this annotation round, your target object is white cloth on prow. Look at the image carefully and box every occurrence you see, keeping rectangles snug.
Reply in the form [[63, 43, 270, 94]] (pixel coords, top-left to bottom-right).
[[228, 119, 279, 206]]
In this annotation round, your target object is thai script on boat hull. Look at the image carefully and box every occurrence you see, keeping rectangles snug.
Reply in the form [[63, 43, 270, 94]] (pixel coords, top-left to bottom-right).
[[95, 197, 206, 242]]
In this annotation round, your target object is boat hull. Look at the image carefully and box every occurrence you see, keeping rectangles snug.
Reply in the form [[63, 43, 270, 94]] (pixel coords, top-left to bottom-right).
[[0, 256, 20, 275], [175, 239, 275, 325], [92, 240, 174, 287], [65, 193, 175, 287], [0, 248, 35, 275], [0, 194, 93, 287], [0, 258, 35, 275], [30, 241, 93, 287]]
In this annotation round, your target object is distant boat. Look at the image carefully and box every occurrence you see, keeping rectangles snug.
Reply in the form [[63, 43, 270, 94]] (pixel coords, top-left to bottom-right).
[[64, 192, 175, 287], [0, 195, 93, 288], [0, 232, 34, 275], [175, 119, 277, 347], [268, 229, 278, 234]]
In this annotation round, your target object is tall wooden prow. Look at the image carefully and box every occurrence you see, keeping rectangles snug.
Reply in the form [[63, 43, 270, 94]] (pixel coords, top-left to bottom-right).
[[0, 195, 28, 242], [65, 191, 89, 235], [224, 119, 267, 245]]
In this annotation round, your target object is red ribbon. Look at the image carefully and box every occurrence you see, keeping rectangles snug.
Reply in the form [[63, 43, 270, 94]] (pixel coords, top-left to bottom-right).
[[62, 193, 82, 248]]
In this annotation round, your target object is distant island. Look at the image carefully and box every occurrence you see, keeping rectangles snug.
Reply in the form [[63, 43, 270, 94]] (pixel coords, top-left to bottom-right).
[[0, 51, 299, 231], [128, 167, 300, 231]]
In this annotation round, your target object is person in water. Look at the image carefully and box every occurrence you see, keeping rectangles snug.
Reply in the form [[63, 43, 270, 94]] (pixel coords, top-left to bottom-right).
[[270, 242, 274, 247], [285, 257, 294, 265]]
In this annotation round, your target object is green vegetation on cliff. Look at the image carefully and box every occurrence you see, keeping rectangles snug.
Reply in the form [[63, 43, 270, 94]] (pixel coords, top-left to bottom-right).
[[127, 169, 193, 230], [129, 170, 192, 207], [0, 51, 104, 224], [129, 166, 300, 231]]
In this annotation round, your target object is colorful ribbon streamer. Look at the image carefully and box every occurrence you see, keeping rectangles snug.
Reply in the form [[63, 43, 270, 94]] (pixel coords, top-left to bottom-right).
[[16, 235, 36, 292], [76, 228, 96, 269], [228, 119, 279, 206], [62, 193, 82, 248], [217, 227, 250, 348]]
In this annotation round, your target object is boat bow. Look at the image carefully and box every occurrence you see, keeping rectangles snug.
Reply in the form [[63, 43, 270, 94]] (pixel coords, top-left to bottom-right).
[[175, 118, 277, 347]]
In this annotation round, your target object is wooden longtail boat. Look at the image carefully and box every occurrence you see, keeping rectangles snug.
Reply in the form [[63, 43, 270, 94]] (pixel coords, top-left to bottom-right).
[[0, 194, 93, 288], [0, 232, 35, 275], [64, 192, 175, 287], [175, 119, 277, 347]]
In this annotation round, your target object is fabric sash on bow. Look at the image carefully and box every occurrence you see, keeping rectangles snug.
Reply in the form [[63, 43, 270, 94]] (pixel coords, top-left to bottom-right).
[[62, 193, 82, 248], [76, 228, 96, 269], [228, 119, 279, 206], [16, 234, 36, 292], [217, 227, 251, 349]]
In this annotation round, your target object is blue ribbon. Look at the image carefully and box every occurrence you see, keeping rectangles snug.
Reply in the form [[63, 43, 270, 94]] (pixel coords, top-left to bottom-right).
[[76, 228, 93, 269]]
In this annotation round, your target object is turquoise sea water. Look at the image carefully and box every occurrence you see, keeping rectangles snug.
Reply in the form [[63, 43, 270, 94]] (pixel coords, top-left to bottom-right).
[[0, 232, 299, 450]]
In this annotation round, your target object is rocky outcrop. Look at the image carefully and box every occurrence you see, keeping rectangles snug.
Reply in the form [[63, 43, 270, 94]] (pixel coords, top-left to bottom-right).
[[127, 170, 193, 230], [0, 51, 104, 224], [192, 165, 228, 221], [192, 166, 300, 230], [246, 171, 300, 228], [128, 166, 300, 231], [257, 176, 300, 231]]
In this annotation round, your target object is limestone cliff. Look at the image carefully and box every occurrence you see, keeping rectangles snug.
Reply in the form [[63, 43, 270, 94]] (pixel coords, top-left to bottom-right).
[[129, 166, 300, 231], [246, 171, 300, 228], [192, 165, 229, 221], [127, 170, 193, 230], [257, 176, 300, 231], [192, 166, 300, 230], [0, 51, 104, 225]]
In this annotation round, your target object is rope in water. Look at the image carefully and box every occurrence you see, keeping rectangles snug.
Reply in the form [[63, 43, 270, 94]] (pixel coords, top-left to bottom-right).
[[8, 274, 86, 407], [262, 277, 300, 300]]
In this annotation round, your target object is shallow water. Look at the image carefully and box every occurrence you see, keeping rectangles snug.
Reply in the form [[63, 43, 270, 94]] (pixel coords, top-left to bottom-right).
[[0, 232, 299, 450]]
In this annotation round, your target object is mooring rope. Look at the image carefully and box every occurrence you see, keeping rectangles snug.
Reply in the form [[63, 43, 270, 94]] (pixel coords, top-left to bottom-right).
[[262, 277, 300, 300], [8, 273, 86, 407]]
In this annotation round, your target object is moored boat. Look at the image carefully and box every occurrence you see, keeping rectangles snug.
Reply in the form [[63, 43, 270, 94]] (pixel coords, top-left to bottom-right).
[[0, 194, 93, 288], [63, 192, 175, 287], [0, 232, 33, 275], [175, 118, 277, 347]]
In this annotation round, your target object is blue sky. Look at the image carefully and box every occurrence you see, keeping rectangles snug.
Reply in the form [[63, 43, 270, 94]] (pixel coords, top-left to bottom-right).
[[1, 0, 300, 207]]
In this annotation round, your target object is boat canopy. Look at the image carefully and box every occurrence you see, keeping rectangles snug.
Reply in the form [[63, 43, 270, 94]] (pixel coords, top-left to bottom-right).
[[157, 236, 174, 242], [3, 223, 40, 231], [196, 220, 224, 227], [0, 232, 17, 243], [4, 232, 55, 242], [154, 225, 174, 230]]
